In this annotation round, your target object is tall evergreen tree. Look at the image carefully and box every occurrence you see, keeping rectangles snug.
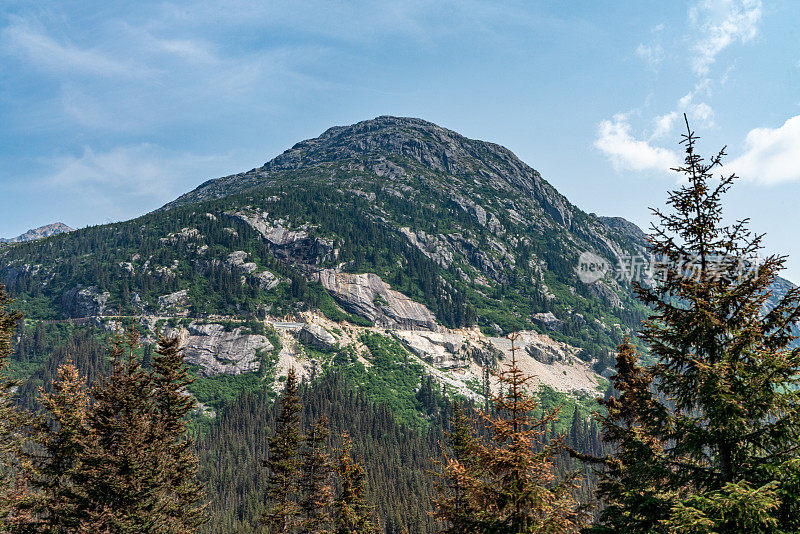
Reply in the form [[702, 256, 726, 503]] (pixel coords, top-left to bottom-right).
[[435, 334, 584, 533], [19, 362, 89, 533], [0, 285, 24, 531], [151, 334, 208, 532], [592, 117, 800, 532], [263, 368, 302, 533], [433, 401, 477, 533], [74, 325, 166, 532], [299, 416, 333, 534], [586, 339, 670, 533], [332, 434, 378, 534]]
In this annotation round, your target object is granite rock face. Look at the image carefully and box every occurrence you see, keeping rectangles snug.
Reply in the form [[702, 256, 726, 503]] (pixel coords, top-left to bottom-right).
[[532, 312, 563, 331], [297, 323, 337, 349], [315, 269, 438, 330], [61, 286, 111, 318], [393, 329, 491, 369], [164, 322, 273, 377], [399, 227, 454, 268], [158, 290, 190, 313], [228, 211, 336, 265]]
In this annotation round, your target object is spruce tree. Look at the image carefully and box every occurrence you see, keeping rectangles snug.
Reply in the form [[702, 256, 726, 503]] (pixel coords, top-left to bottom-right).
[[433, 401, 478, 533], [435, 334, 584, 533], [592, 117, 800, 532], [150, 334, 208, 532], [0, 285, 23, 530], [20, 362, 90, 532], [75, 325, 166, 532], [299, 416, 333, 534], [587, 339, 671, 533], [332, 434, 378, 534], [263, 368, 302, 533]]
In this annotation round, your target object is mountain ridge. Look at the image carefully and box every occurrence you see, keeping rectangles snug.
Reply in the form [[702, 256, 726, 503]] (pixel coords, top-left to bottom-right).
[[0, 222, 73, 244]]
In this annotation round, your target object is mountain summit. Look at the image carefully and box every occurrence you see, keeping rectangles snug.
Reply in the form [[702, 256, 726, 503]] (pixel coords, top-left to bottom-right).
[[165, 116, 576, 227], [0, 222, 73, 244]]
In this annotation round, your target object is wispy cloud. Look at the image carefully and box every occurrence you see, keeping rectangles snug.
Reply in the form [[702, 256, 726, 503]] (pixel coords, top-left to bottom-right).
[[635, 24, 666, 72], [690, 0, 762, 76], [595, 114, 680, 173], [597, 0, 762, 175], [1, 17, 146, 78], [636, 43, 664, 71], [728, 116, 800, 185], [44, 144, 232, 209]]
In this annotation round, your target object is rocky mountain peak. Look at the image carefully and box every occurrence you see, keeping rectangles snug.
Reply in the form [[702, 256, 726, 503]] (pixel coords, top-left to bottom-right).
[[164, 116, 577, 230], [0, 222, 74, 244], [264, 115, 554, 197]]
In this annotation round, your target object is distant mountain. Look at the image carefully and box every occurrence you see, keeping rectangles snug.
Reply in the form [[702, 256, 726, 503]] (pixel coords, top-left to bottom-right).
[[0, 222, 74, 244], [4, 115, 793, 378]]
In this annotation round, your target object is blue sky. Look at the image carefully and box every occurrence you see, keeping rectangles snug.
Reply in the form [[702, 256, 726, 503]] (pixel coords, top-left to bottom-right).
[[2, 1, 800, 280]]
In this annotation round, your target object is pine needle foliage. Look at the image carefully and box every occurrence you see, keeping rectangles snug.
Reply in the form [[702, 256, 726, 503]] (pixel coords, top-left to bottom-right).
[[432, 401, 478, 534], [588, 339, 672, 533], [19, 362, 89, 532], [0, 285, 24, 530], [435, 332, 584, 533], [25, 323, 210, 533], [299, 416, 333, 534], [75, 325, 168, 532], [150, 334, 208, 532], [592, 117, 800, 533], [332, 433, 379, 534], [263, 367, 302, 533]]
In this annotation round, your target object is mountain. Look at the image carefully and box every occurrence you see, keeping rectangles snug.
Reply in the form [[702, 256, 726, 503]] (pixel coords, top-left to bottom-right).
[[2, 115, 648, 361], [0, 222, 73, 244], [5, 116, 796, 532]]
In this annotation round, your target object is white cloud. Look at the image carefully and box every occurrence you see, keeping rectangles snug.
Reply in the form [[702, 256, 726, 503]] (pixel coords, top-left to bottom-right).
[[651, 111, 680, 140], [728, 115, 800, 185], [690, 0, 762, 76], [636, 43, 664, 70], [691, 102, 714, 123], [45, 144, 231, 207], [596, 115, 681, 173], [1, 18, 144, 78]]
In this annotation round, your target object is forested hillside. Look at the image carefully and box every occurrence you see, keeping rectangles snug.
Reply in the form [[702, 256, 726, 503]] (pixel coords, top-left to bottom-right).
[[0, 117, 652, 367], [2, 117, 799, 532]]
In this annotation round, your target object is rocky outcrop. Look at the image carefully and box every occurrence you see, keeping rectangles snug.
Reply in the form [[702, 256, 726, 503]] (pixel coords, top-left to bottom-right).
[[159, 228, 201, 244], [221, 251, 281, 290], [392, 326, 599, 394], [253, 271, 280, 290], [532, 312, 563, 331], [61, 286, 111, 318], [158, 290, 190, 314], [315, 269, 438, 330], [393, 330, 483, 369], [488, 330, 577, 365], [226, 251, 257, 273], [399, 227, 454, 267], [228, 211, 336, 265], [297, 323, 337, 349], [2, 263, 41, 287], [164, 322, 273, 377]]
